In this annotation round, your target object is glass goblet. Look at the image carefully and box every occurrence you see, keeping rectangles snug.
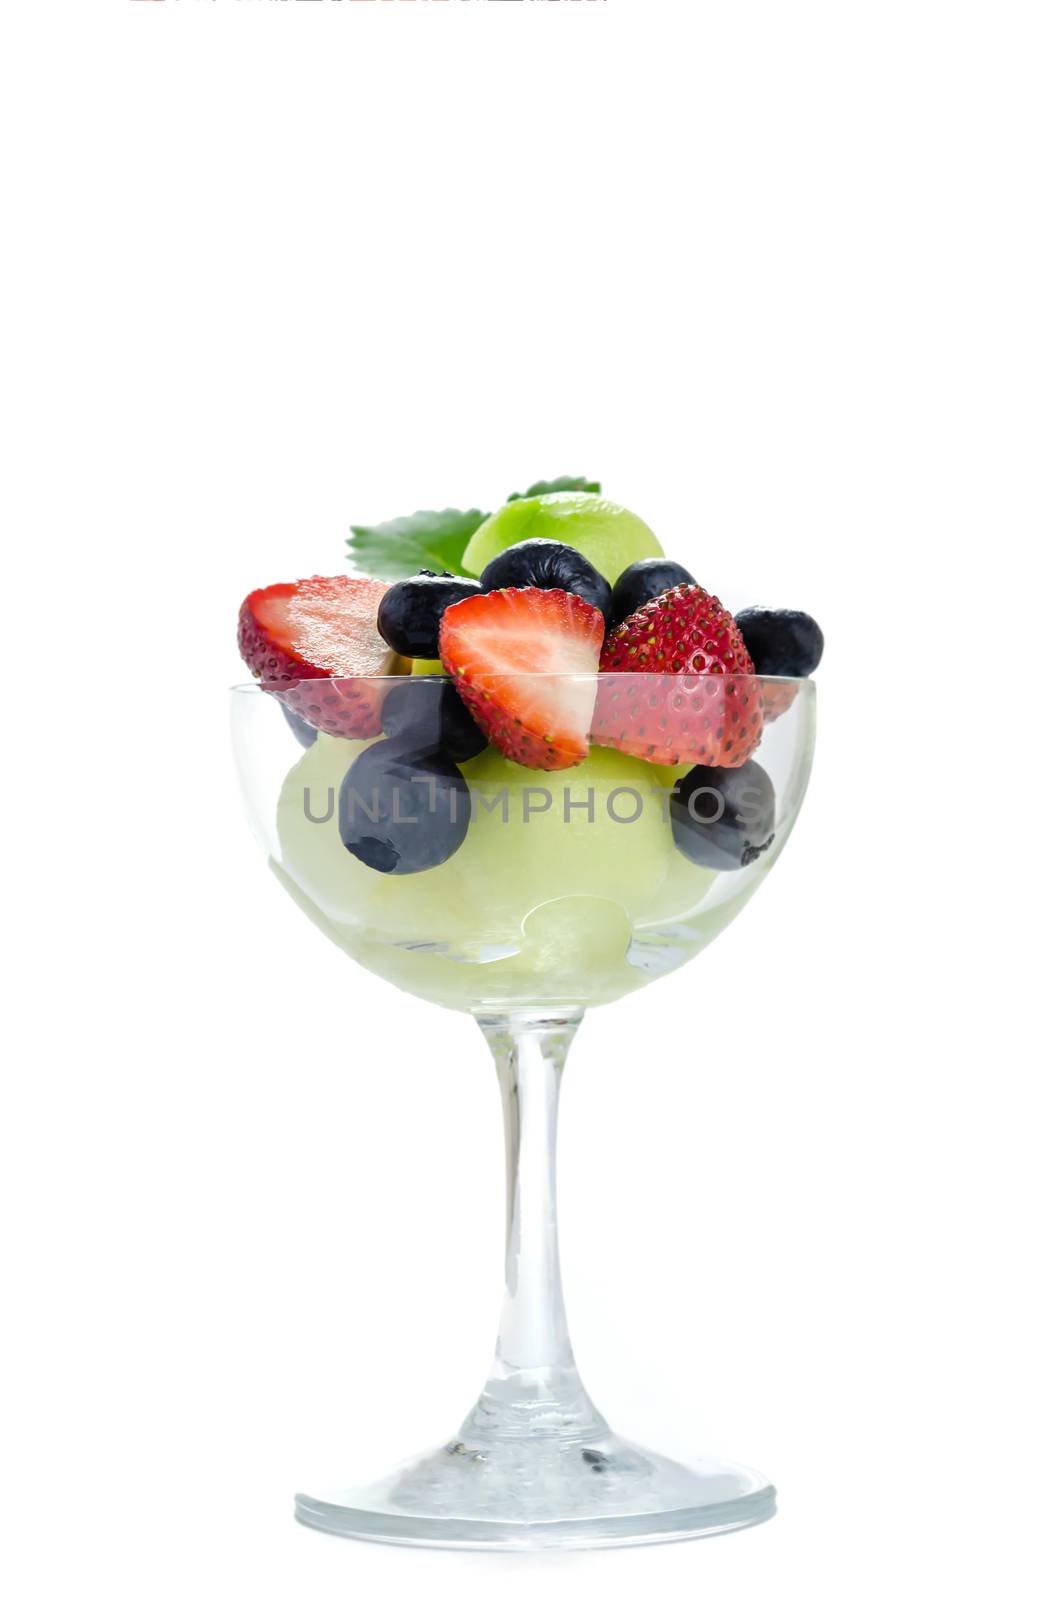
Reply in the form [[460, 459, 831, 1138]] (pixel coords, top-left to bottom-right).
[[231, 672, 816, 1549]]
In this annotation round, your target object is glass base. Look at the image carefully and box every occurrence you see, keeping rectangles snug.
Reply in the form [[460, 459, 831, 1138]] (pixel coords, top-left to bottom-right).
[[294, 1430, 775, 1550]]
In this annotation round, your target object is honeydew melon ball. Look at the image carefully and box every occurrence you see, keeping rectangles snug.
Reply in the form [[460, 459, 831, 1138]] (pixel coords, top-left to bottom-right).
[[462, 493, 664, 586], [271, 847, 720, 1015], [275, 726, 733, 1012], [277, 732, 481, 948], [276, 886, 645, 1012], [470, 748, 715, 930], [448, 744, 676, 936], [276, 735, 680, 956], [514, 896, 639, 1004]]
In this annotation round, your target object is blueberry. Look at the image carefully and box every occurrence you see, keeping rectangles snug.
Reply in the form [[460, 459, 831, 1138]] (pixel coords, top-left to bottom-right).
[[478, 539, 612, 623], [611, 558, 696, 624], [735, 608, 824, 677], [281, 701, 317, 749], [338, 739, 471, 874], [381, 675, 487, 763], [670, 761, 776, 871], [377, 572, 482, 659]]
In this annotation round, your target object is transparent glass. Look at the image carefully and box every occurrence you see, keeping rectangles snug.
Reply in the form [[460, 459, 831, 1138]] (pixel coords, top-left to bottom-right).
[[231, 674, 816, 1549]]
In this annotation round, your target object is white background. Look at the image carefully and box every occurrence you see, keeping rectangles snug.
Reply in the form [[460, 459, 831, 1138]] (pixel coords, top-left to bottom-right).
[[2, 2, 1058, 1597]]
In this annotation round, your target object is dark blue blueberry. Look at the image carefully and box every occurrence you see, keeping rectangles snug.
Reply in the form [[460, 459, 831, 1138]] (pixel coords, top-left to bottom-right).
[[735, 608, 824, 677], [338, 738, 470, 874], [381, 675, 487, 763], [377, 572, 482, 659], [478, 539, 612, 624], [670, 761, 776, 871], [281, 701, 317, 749], [611, 558, 696, 625]]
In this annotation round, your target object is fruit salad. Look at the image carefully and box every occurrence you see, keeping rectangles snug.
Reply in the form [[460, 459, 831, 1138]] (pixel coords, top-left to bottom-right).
[[236, 483, 822, 1010]]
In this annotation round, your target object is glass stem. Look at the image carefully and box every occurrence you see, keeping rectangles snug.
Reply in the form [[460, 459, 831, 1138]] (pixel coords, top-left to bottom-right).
[[459, 1009, 607, 1447]]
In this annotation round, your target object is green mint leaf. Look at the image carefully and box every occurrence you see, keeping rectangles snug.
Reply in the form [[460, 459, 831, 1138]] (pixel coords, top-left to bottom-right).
[[507, 475, 602, 502], [347, 507, 486, 582]]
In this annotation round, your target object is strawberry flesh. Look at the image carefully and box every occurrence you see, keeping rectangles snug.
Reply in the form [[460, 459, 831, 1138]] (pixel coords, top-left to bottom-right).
[[760, 679, 799, 723], [592, 584, 763, 766], [439, 587, 604, 770], [238, 575, 408, 737]]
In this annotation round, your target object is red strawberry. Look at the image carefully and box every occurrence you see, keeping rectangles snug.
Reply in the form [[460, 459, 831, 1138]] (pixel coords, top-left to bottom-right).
[[439, 588, 604, 770], [592, 584, 763, 766], [238, 575, 409, 737], [760, 679, 799, 723]]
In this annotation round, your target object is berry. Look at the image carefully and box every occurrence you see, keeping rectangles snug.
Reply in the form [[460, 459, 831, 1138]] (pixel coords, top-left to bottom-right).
[[670, 761, 776, 871], [238, 575, 407, 737], [338, 739, 471, 875], [281, 703, 318, 749], [611, 558, 695, 625], [376, 571, 482, 659], [479, 539, 612, 623], [381, 675, 488, 763], [592, 585, 762, 766], [735, 608, 824, 677], [439, 587, 604, 770], [461, 492, 663, 585], [759, 679, 799, 723]]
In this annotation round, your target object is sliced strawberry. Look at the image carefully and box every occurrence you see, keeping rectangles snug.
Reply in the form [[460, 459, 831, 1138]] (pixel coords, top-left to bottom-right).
[[592, 584, 763, 766], [238, 575, 408, 737], [760, 679, 799, 723], [439, 587, 604, 770]]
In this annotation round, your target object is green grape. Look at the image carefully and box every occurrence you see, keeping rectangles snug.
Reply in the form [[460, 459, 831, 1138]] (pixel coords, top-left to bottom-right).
[[461, 493, 664, 585]]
